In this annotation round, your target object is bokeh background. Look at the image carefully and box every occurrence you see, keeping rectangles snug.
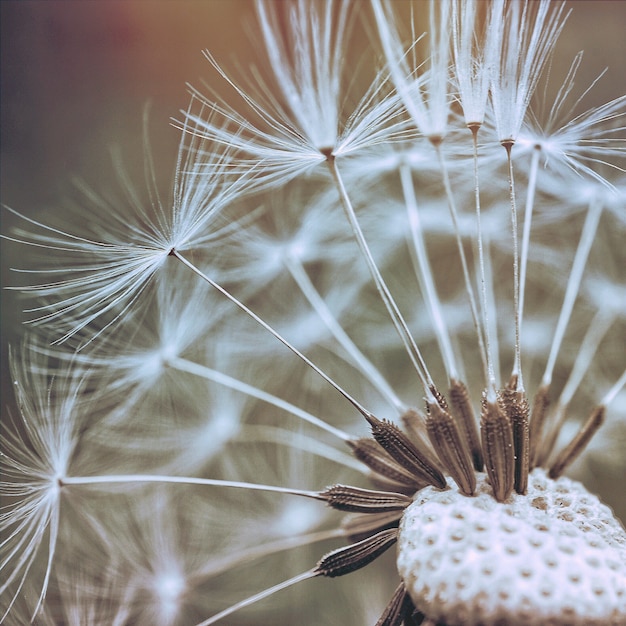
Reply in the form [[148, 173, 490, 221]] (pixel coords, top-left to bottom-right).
[[2, 0, 625, 522]]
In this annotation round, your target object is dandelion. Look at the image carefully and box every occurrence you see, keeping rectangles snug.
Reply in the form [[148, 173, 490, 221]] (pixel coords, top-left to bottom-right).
[[451, 0, 503, 131], [1, 344, 92, 620], [3, 109, 248, 347], [2, 1, 626, 625], [515, 52, 626, 184], [489, 0, 570, 148], [371, 0, 453, 142], [181, 0, 413, 189]]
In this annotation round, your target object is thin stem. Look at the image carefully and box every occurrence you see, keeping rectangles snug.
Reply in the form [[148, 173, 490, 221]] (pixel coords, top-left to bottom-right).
[[325, 156, 435, 400], [171, 249, 376, 420], [504, 143, 523, 391], [284, 255, 406, 413], [602, 368, 626, 407], [538, 309, 615, 464], [62, 474, 320, 499], [197, 528, 345, 579], [518, 146, 541, 349], [471, 128, 496, 398], [556, 310, 614, 409], [235, 425, 368, 474], [541, 198, 603, 388], [483, 233, 501, 391], [195, 570, 316, 626], [169, 356, 351, 442], [398, 162, 457, 381], [544, 369, 624, 474], [434, 142, 488, 382]]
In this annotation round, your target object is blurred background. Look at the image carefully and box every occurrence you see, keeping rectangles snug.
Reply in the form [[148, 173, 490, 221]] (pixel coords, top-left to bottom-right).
[[2, 0, 625, 520]]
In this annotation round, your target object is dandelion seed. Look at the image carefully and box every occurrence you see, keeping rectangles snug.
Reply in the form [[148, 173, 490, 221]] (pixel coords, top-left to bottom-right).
[[2, 1, 625, 625], [371, 0, 452, 142], [516, 53, 626, 186], [451, 0, 503, 131], [3, 109, 247, 346], [1, 345, 88, 620], [182, 0, 411, 190], [490, 0, 570, 147]]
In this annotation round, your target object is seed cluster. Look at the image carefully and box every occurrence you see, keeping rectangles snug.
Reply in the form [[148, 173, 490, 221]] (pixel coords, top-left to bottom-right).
[[307, 389, 626, 625], [397, 470, 626, 626], [2, 1, 624, 624]]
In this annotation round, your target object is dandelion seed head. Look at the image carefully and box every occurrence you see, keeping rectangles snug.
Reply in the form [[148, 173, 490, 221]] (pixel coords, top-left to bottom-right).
[[151, 568, 187, 624], [127, 347, 177, 390], [2, 1, 625, 624], [0, 344, 93, 618], [398, 469, 626, 626], [490, 0, 570, 145], [452, 0, 502, 129]]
